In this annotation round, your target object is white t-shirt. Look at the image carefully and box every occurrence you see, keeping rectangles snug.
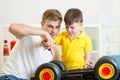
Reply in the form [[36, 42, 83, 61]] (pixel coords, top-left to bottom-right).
[[0, 36, 53, 79]]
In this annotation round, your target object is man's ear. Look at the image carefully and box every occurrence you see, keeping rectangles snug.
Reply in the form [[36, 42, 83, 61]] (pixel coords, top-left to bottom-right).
[[41, 21, 43, 26], [41, 21, 44, 29]]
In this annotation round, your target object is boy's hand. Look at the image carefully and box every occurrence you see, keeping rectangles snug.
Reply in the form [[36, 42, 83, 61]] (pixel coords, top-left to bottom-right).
[[84, 59, 93, 68]]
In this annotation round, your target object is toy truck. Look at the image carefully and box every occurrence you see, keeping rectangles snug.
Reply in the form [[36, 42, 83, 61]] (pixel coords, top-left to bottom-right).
[[32, 56, 120, 80]]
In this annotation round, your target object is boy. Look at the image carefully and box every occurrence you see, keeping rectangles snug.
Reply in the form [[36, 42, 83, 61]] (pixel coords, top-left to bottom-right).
[[0, 9, 62, 80], [55, 8, 93, 70]]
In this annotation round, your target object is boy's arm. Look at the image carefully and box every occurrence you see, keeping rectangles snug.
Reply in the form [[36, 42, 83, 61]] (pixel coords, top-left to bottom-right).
[[50, 44, 61, 61], [84, 51, 93, 68]]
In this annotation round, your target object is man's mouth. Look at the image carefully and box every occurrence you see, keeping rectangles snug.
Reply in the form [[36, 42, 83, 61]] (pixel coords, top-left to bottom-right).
[[50, 34, 56, 38]]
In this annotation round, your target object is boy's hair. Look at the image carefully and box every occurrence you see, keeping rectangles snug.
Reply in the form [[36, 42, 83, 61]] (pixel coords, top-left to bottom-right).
[[64, 8, 83, 25], [42, 9, 62, 23]]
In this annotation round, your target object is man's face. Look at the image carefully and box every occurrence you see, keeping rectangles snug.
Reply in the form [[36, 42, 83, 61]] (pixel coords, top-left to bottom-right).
[[41, 19, 61, 39]]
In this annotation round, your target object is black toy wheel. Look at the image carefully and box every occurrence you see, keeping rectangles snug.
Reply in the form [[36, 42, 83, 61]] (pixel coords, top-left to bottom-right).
[[50, 60, 67, 71], [50, 60, 67, 79], [35, 63, 61, 80], [94, 56, 119, 80]]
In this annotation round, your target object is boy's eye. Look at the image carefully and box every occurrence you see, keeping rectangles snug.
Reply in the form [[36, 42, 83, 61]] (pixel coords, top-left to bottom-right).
[[71, 27, 74, 29], [66, 26, 74, 29]]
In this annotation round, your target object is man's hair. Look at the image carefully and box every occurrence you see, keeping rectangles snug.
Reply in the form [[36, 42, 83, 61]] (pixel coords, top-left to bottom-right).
[[42, 9, 62, 22], [64, 8, 83, 25]]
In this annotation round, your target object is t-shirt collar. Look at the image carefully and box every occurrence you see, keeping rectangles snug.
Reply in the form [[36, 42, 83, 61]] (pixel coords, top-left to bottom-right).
[[65, 30, 84, 39]]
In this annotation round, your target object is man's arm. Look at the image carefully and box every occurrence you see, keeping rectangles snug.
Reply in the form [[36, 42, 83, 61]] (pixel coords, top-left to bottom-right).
[[9, 23, 54, 47], [9, 23, 48, 39]]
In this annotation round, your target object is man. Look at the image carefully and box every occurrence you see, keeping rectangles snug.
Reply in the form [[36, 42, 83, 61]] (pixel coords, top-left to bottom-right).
[[0, 9, 62, 80]]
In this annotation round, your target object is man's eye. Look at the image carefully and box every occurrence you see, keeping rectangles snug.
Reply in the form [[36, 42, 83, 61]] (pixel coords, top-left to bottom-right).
[[56, 26, 60, 28], [48, 25, 53, 28]]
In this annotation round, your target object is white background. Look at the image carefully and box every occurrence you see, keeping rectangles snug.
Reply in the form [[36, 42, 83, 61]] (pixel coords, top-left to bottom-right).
[[0, 0, 120, 67]]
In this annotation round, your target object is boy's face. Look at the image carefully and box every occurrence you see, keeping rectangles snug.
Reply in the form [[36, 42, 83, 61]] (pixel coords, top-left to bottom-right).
[[41, 19, 61, 39], [66, 22, 83, 38]]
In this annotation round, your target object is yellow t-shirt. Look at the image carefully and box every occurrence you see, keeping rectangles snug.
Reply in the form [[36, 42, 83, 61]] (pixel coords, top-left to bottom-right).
[[55, 30, 92, 70]]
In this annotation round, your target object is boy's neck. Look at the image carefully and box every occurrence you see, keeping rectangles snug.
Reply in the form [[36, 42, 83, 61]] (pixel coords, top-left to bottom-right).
[[70, 32, 81, 40]]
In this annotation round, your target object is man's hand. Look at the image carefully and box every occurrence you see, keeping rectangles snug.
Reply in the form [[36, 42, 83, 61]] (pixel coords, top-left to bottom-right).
[[42, 39, 52, 50], [42, 32, 54, 50]]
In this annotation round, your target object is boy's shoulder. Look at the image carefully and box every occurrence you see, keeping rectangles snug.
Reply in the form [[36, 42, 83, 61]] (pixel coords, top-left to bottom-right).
[[81, 31, 91, 39], [60, 31, 68, 36]]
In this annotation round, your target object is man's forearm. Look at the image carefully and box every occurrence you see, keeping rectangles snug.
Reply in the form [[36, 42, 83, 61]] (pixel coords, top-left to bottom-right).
[[9, 23, 47, 39]]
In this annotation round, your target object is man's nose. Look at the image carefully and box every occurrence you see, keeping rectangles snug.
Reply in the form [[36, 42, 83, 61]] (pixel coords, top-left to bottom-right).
[[51, 28, 56, 33]]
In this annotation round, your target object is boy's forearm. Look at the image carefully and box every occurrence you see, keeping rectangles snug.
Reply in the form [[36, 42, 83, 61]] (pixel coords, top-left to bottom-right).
[[52, 44, 61, 61], [85, 51, 93, 68], [86, 52, 92, 60]]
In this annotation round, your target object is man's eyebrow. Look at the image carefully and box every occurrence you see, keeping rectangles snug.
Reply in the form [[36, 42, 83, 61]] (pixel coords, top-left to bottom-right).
[[48, 24, 53, 27], [47, 24, 60, 28]]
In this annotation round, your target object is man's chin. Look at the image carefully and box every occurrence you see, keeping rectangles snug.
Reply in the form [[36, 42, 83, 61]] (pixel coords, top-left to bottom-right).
[[53, 36, 56, 39], [50, 34, 56, 38]]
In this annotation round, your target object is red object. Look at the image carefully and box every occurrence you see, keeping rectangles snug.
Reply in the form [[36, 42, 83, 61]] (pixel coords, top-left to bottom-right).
[[3, 40, 9, 56], [3, 48, 9, 56], [102, 67, 111, 76], [43, 72, 51, 80], [4, 40, 8, 44], [10, 40, 16, 50]]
